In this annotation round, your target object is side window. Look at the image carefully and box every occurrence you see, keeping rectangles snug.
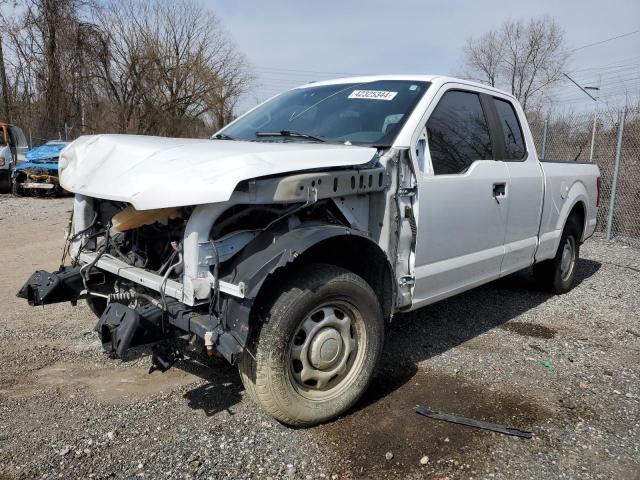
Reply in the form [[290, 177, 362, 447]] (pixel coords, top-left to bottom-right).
[[494, 98, 526, 160], [9, 126, 28, 148], [426, 90, 492, 175]]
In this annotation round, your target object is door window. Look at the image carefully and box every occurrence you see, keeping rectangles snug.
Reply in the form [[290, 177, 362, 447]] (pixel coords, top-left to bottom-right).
[[8, 126, 28, 148], [426, 90, 493, 175], [493, 98, 526, 160]]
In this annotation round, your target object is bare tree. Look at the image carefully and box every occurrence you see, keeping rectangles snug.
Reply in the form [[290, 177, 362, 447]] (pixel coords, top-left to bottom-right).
[[462, 17, 568, 111], [0, 0, 252, 140], [92, 0, 252, 136], [0, 34, 10, 121]]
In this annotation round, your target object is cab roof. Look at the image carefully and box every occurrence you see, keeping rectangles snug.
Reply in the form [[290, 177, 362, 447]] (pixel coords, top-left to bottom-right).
[[295, 74, 517, 101]]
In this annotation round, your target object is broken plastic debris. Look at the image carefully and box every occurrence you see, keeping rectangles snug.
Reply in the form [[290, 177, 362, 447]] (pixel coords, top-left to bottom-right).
[[527, 357, 553, 370]]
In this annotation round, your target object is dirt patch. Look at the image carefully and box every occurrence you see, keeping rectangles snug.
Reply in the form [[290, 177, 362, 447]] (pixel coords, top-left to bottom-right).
[[320, 367, 549, 478], [2, 361, 198, 403], [499, 321, 556, 339]]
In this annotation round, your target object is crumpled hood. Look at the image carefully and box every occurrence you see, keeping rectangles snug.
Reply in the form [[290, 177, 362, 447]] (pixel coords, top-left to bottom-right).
[[59, 134, 377, 209]]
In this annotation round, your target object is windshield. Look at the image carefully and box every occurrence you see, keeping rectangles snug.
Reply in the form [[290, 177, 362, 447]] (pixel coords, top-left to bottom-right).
[[220, 80, 430, 147]]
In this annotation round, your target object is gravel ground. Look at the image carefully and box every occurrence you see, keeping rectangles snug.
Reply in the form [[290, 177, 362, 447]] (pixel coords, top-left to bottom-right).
[[0, 195, 639, 480]]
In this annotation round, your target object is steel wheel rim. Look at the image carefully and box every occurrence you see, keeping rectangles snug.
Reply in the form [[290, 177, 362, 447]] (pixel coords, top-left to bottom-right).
[[560, 236, 576, 281], [288, 301, 364, 401]]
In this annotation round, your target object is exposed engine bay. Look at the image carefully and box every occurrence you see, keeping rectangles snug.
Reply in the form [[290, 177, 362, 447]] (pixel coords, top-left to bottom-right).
[[18, 149, 418, 370]]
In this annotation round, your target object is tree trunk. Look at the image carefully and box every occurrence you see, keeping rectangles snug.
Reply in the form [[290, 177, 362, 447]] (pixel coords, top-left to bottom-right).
[[0, 35, 11, 122], [44, 0, 62, 138]]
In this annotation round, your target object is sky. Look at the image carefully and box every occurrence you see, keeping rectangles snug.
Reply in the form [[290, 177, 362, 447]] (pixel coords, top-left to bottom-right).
[[212, 0, 640, 114]]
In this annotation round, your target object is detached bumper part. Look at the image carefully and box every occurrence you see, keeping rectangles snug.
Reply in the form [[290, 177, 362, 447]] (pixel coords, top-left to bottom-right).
[[16, 267, 86, 306], [96, 303, 141, 357], [95, 302, 170, 357], [16, 267, 244, 364]]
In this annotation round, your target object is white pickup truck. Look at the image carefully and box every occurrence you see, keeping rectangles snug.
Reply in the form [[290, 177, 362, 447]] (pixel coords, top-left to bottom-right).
[[18, 75, 600, 426]]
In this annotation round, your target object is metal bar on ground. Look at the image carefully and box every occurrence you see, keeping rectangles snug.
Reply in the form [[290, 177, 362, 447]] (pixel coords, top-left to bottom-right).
[[415, 405, 533, 439]]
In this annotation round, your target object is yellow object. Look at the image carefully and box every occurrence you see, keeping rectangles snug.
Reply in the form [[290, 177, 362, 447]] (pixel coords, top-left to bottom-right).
[[110, 206, 182, 233]]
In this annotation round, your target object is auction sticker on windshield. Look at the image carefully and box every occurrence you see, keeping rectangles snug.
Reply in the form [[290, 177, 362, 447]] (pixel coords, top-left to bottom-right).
[[348, 90, 398, 101]]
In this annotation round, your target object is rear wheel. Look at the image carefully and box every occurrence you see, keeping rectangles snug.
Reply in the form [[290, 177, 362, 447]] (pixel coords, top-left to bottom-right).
[[534, 215, 581, 294], [239, 264, 384, 427]]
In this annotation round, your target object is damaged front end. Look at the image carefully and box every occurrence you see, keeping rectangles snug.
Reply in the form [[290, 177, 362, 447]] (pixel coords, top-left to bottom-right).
[[17, 148, 418, 372], [13, 142, 70, 196], [13, 165, 64, 195]]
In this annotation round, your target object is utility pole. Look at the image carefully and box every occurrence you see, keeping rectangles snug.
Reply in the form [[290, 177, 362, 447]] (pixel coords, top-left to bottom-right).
[[0, 35, 11, 122], [562, 73, 599, 161], [586, 75, 601, 161]]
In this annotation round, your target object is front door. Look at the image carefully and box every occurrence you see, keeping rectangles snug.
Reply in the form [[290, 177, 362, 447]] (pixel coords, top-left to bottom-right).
[[8, 126, 29, 164], [412, 88, 508, 308]]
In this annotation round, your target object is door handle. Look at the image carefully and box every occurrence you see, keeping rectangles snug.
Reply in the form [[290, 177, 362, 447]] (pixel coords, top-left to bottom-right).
[[492, 183, 506, 204]]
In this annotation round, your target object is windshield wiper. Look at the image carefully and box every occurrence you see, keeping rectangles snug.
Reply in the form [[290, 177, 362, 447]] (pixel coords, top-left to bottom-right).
[[214, 133, 234, 140], [255, 130, 326, 142]]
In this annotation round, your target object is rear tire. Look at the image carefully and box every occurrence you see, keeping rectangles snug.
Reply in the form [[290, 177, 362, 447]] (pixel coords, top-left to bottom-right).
[[533, 215, 581, 294], [239, 264, 384, 427]]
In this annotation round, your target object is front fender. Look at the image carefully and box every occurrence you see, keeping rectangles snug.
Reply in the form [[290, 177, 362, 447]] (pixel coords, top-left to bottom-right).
[[221, 224, 377, 353]]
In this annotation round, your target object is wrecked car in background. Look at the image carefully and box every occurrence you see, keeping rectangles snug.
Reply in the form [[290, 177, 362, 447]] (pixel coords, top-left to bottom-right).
[[12, 141, 70, 196], [18, 75, 600, 427], [0, 122, 29, 193]]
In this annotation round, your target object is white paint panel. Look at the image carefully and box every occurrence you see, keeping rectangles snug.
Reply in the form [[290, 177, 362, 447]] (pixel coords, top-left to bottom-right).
[[501, 159, 544, 273], [59, 134, 376, 209], [413, 160, 509, 305]]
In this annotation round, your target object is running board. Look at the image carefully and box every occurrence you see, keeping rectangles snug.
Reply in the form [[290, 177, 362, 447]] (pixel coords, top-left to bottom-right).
[[78, 252, 245, 305]]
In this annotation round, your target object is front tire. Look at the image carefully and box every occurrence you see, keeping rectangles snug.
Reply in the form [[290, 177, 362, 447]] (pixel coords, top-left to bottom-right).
[[0, 171, 10, 194], [239, 264, 384, 427], [534, 215, 581, 294]]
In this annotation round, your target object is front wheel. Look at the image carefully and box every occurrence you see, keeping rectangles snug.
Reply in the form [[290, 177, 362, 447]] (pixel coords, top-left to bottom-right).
[[534, 215, 581, 294], [239, 264, 384, 427], [0, 171, 10, 194]]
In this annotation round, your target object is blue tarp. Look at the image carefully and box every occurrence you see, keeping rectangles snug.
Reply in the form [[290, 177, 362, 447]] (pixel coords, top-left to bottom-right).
[[25, 143, 68, 162], [14, 161, 60, 173]]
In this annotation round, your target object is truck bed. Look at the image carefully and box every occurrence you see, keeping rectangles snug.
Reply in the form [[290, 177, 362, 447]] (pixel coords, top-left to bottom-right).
[[536, 161, 600, 261]]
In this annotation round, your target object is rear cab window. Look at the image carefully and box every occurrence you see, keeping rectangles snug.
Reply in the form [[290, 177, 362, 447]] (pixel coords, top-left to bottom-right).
[[493, 98, 526, 160]]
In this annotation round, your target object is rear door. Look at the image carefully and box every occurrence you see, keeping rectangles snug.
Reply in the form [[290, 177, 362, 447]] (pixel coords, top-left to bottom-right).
[[490, 97, 544, 275], [411, 86, 509, 308]]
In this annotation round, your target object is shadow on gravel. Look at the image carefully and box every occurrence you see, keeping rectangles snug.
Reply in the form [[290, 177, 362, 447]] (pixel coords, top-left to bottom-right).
[[318, 259, 601, 477], [180, 358, 244, 417], [355, 258, 601, 411], [177, 260, 601, 475]]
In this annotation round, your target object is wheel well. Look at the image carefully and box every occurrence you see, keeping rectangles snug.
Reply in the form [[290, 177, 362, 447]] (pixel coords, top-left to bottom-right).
[[568, 202, 585, 240], [251, 235, 395, 324]]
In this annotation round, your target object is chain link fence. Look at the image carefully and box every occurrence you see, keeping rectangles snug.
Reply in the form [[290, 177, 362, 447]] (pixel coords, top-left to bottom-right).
[[528, 106, 640, 239]]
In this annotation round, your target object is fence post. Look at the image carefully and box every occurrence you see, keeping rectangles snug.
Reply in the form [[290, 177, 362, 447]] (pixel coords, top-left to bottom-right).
[[589, 109, 597, 161], [606, 109, 626, 240], [541, 118, 548, 160]]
